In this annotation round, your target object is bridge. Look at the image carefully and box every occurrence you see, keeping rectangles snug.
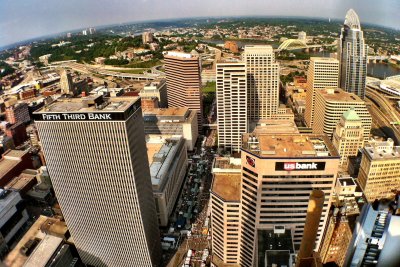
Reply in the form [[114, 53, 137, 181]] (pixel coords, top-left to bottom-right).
[[368, 55, 389, 63], [275, 39, 336, 52]]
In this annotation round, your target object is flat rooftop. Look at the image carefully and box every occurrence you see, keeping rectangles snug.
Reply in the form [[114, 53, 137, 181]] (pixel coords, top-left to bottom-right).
[[165, 51, 198, 59], [339, 177, 356, 187], [143, 107, 189, 117], [23, 235, 63, 267], [5, 172, 37, 191], [364, 146, 400, 160], [250, 119, 299, 134], [317, 88, 363, 102], [213, 157, 241, 171], [212, 173, 241, 202], [34, 96, 139, 113], [242, 133, 339, 158], [310, 56, 339, 62], [380, 75, 400, 95], [0, 190, 20, 213], [3, 215, 64, 267], [258, 229, 294, 267], [0, 150, 29, 179], [363, 139, 400, 160], [146, 136, 184, 189]]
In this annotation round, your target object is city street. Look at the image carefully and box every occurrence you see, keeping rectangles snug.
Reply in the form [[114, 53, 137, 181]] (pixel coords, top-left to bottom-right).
[[162, 129, 216, 267]]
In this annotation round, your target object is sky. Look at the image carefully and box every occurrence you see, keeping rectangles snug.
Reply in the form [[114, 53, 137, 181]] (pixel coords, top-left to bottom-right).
[[0, 0, 399, 48]]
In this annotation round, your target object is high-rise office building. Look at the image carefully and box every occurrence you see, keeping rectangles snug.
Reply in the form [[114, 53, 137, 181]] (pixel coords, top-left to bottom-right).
[[304, 57, 339, 128], [332, 108, 364, 168], [210, 157, 241, 265], [60, 69, 74, 95], [313, 88, 371, 143], [357, 138, 400, 202], [33, 96, 161, 267], [339, 9, 368, 99], [239, 133, 339, 267], [216, 61, 247, 152], [164, 51, 203, 132], [243, 45, 279, 120]]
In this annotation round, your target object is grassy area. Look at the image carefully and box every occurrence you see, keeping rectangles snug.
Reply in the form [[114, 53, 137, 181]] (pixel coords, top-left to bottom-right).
[[202, 82, 216, 117], [202, 81, 216, 94], [124, 59, 162, 68], [108, 68, 149, 74]]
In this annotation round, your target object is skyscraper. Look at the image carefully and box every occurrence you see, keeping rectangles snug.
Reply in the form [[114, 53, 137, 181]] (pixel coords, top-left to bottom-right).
[[164, 51, 203, 132], [339, 9, 368, 99], [304, 57, 339, 128], [332, 108, 364, 168], [33, 96, 161, 267], [239, 133, 339, 267], [216, 61, 247, 152], [243, 45, 279, 120]]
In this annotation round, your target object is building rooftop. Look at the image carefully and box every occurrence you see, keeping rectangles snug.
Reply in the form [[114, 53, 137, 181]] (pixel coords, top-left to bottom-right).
[[317, 88, 363, 103], [363, 138, 400, 160], [146, 135, 185, 190], [23, 235, 63, 267], [0, 190, 21, 214], [242, 133, 339, 158], [379, 75, 400, 96], [213, 157, 241, 171], [338, 177, 356, 187], [143, 107, 196, 124], [0, 149, 29, 180], [3, 215, 66, 267], [212, 173, 241, 202], [310, 56, 339, 62], [165, 51, 198, 59], [34, 95, 139, 114], [250, 119, 299, 134], [4, 171, 37, 191], [244, 45, 274, 53], [142, 79, 166, 90], [258, 229, 294, 267], [143, 107, 189, 117], [342, 107, 361, 121]]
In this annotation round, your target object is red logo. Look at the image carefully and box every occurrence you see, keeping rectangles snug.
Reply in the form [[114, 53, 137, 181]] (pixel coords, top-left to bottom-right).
[[246, 156, 255, 168], [283, 162, 296, 171]]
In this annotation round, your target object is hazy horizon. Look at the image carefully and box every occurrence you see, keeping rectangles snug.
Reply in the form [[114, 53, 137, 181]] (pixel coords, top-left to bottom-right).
[[1, 0, 399, 48]]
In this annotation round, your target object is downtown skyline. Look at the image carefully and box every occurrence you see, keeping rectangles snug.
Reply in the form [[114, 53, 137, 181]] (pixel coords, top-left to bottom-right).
[[1, 0, 399, 48]]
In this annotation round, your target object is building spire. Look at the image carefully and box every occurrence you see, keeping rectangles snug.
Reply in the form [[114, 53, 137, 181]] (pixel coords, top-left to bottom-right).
[[344, 9, 361, 30]]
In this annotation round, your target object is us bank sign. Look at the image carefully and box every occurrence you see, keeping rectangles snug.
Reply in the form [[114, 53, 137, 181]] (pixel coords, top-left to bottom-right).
[[275, 162, 326, 171]]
